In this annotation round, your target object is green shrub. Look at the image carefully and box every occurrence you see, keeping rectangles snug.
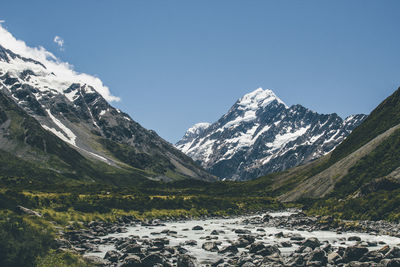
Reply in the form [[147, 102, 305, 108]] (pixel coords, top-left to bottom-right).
[[0, 215, 53, 267]]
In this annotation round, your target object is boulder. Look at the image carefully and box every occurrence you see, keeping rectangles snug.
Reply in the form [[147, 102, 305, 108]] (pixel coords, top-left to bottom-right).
[[348, 236, 362, 242], [141, 253, 165, 266], [210, 230, 219, 235], [218, 245, 239, 254], [249, 242, 265, 253], [211, 258, 224, 267], [262, 214, 272, 222], [256, 245, 280, 257], [123, 243, 142, 254], [83, 255, 110, 266], [177, 254, 198, 267], [104, 250, 121, 262], [327, 252, 342, 264], [280, 241, 292, 247], [343, 246, 369, 262], [120, 255, 142, 267], [379, 258, 400, 267], [378, 245, 391, 255], [306, 248, 327, 265], [302, 237, 321, 249], [385, 247, 400, 259], [290, 234, 305, 241], [235, 229, 251, 235], [192, 225, 204, 231], [242, 262, 256, 267], [359, 250, 383, 263], [184, 240, 197, 246], [202, 241, 219, 252]]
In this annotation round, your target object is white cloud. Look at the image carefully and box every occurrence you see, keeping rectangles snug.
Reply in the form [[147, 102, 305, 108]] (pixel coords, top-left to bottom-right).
[[0, 20, 5, 24], [53, 35, 64, 50], [0, 24, 120, 102]]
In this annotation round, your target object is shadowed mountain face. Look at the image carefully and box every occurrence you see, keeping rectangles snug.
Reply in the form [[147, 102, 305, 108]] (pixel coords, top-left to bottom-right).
[[0, 44, 214, 183], [176, 88, 366, 181]]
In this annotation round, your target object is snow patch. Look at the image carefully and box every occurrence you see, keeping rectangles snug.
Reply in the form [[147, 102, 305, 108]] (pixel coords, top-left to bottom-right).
[[265, 126, 310, 150], [237, 87, 287, 109], [44, 109, 76, 146]]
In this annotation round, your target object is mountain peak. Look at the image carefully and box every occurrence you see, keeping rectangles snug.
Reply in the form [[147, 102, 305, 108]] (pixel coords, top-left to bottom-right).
[[237, 87, 287, 110], [187, 122, 211, 135], [176, 122, 211, 147], [176, 86, 367, 180], [0, 24, 119, 102]]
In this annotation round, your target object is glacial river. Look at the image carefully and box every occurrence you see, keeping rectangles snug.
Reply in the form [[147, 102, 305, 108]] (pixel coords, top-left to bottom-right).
[[86, 212, 400, 265]]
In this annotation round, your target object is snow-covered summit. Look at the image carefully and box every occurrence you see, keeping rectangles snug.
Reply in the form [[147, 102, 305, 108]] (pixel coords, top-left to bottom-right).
[[186, 122, 211, 136], [237, 87, 287, 110], [176, 87, 367, 181], [0, 24, 119, 102]]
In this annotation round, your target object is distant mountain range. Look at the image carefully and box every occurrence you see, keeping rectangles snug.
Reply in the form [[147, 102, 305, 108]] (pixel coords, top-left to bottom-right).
[[176, 88, 366, 180], [0, 43, 214, 184]]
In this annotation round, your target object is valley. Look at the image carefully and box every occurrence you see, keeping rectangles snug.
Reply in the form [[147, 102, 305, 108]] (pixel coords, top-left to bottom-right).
[[0, 18, 400, 267]]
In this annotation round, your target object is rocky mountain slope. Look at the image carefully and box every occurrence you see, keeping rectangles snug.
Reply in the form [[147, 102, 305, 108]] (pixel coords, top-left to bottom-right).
[[0, 39, 213, 183], [272, 87, 400, 202], [176, 88, 366, 180]]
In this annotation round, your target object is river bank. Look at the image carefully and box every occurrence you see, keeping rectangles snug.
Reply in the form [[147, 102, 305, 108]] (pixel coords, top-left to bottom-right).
[[54, 211, 400, 266]]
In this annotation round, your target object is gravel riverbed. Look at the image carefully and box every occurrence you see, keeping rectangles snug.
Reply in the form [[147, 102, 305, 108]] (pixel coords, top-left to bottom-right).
[[57, 211, 400, 266]]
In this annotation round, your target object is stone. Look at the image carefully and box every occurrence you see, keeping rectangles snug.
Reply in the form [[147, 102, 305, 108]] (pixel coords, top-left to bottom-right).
[[235, 229, 252, 234], [177, 254, 198, 267], [141, 253, 165, 266], [359, 250, 383, 263], [184, 240, 197, 246], [280, 241, 292, 247], [202, 241, 219, 252], [242, 262, 256, 267], [302, 237, 321, 249], [211, 258, 224, 267], [83, 255, 110, 266], [120, 255, 142, 267], [327, 251, 342, 264], [307, 248, 327, 265], [252, 242, 269, 253], [123, 243, 142, 254], [348, 236, 362, 242], [192, 225, 204, 230], [290, 234, 305, 241], [104, 250, 121, 262], [234, 239, 250, 248], [256, 245, 280, 257], [262, 214, 272, 222], [379, 258, 400, 267], [343, 246, 369, 262], [385, 247, 400, 259], [211, 230, 219, 235], [218, 245, 239, 254], [378, 245, 391, 255]]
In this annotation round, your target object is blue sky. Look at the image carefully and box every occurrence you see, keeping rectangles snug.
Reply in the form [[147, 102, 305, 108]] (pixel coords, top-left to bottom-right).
[[1, 1, 400, 143]]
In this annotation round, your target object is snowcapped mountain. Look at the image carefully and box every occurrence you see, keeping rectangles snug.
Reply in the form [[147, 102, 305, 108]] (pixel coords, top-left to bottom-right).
[[176, 88, 367, 180], [0, 26, 213, 182]]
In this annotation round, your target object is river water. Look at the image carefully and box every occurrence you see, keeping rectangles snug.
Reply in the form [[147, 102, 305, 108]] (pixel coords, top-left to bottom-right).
[[86, 212, 400, 265]]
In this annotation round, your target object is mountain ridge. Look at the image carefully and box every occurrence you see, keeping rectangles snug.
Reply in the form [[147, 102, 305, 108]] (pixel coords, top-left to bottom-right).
[[0, 41, 214, 183], [176, 87, 366, 180]]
